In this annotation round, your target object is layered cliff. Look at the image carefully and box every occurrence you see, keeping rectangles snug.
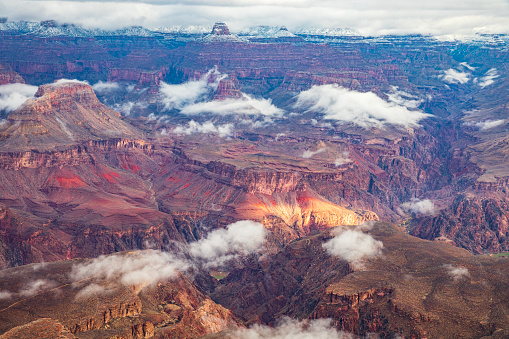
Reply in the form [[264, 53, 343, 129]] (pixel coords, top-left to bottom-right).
[[0, 81, 143, 151], [411, 194, 509, 253]]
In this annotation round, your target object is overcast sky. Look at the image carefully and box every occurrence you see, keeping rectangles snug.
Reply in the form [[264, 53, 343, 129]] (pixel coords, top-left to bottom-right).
[[1, 0, 509, 36]]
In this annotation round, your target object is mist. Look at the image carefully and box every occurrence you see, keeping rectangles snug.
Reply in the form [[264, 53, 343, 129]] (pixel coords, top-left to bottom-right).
[[0, 83, 38, 112], [226, 317, 358, 339]]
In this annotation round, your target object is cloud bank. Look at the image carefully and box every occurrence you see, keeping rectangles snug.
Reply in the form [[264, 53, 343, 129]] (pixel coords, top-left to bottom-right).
[[477, 68, 499, 88], [70, 220, 267, 296], [181, 93, 283, 117], [70, 250, 190, 287], [386, 86, 424, 109], [19, 279, 57, 297], [401, 198, 436, 215], [92, 81, 120, 93], [172, 120, 234, 137], [439, 69, 470, 84], [189, 220, 267, 267], [466, 119, 505, 130], [159, 67, 225, 110], [2, 0, 509, 36], [0, 83, 38, 112], [227, 317, 356, 339], [159, 68, 282, 118], [323, 226, 383, 269], [295, 85, 429, 128]]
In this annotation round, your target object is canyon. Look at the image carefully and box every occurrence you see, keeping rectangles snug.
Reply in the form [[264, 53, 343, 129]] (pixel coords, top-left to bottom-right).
[[0, 20, 508, 338]]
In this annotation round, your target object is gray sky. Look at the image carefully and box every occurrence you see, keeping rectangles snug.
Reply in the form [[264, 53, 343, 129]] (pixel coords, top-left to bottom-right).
[[1, 0, 509, 36]]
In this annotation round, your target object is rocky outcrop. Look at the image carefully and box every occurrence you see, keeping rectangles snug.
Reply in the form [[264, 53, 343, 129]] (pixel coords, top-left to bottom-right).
[[411, 195, 509, 253], [211, 22, 231, 36], [213, 76, 242, 100], [0, 63, 24, 85], [1, 81, 144, 151]]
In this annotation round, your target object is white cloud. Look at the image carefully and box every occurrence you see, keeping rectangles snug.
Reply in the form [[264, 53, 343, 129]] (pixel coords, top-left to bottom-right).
[[466, 119, 505, 130], [477, 68, 499, 88], [322, 227, 383, 269], [294, 84, 429, 128], [189, 220, 267, 268], [173, 120, 234, 137], [439, 69, 470, 84], [92, 80, 120, 93], [0, 291, 13, 300], [19, 279, 57, 297], [459, 62, 476, 71], [50, 78, 89, 86], [0, 83, 38, 112], [159, 67, 225, 110], [386, 86, 424, 109], [112, 101, 148, 116], [75, 283, 109, 300], [227, 317, 355, 339], [334, 152, 352, 166], [443, 264, 470, 281], [401, 198, 435, 215], [301, 147, 326, 159], [70, 250, 190, 288], [70, 220, 267, 295], [181, 93, 283, 117]]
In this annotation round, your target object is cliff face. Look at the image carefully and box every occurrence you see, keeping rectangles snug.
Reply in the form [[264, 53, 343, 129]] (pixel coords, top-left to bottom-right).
[[0, 63, 24, 85], [208, 222, 509, 338], [411, 195, 509, 253], [0, 81, 143, 151]]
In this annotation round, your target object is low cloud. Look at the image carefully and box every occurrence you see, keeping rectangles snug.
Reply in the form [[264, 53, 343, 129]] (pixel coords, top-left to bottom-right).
[[19, 279, 57, 297], [70, 220, 267, 296], [401, 198, 435, 215], [227, 317, 355, 339], [50, 79, 89, 86], [181, 93, 283, 117], [0, 291, 13, 300], [294, 84, 429, 128], [439, 69, 470, 84], [459, 62, 476, 71], [335, 151, 352, 166], [302, 147, 326, 159], [112, 101, 148, 116], [159, 67, 225, 110], [476, 68, 499, 88], [173, 120, 234, 137], [466, 119, 505, 130], [92, 81, 120, 93], [323, 227, 383, 269], [0, 83, 38, 112], [70, 250, 190, 288], [159, 67, 283, 117], [386, 86, 424, 109], [189, 220, 267, 268], [75, 283, 109, 300], [443, 264, 470, 281]]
